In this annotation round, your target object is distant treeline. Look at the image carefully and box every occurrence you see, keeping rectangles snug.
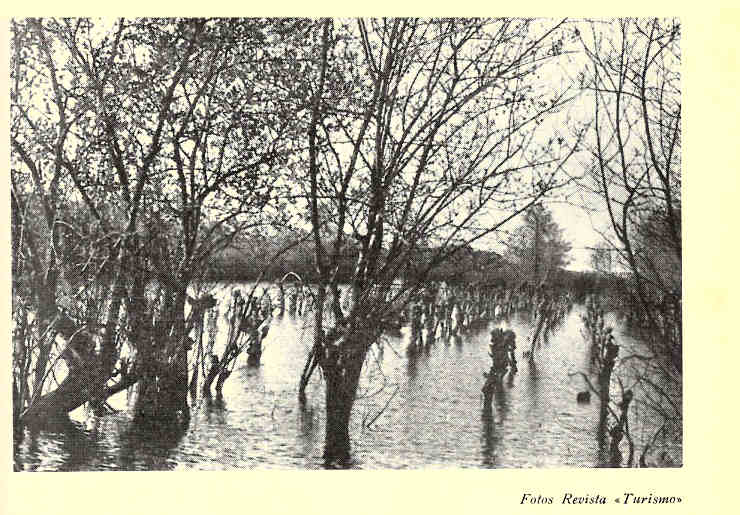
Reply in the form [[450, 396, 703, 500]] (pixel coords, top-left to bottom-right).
[[205, 236, 508, 284], [204, 232, 621, 301]]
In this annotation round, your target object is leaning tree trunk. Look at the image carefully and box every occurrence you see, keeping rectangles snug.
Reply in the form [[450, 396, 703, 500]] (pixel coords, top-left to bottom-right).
[[20, 265, 127, 428], [298, 342, 320, 404], [214, 368, 231, 398], [20, 325, 101, 427]]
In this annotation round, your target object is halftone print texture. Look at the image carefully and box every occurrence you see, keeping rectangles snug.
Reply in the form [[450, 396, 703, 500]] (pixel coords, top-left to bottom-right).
[[11, 17, 681, 470]]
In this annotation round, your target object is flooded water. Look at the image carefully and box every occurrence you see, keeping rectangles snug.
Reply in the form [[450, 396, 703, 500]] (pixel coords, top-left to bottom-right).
[[13, 284, 681, 470]]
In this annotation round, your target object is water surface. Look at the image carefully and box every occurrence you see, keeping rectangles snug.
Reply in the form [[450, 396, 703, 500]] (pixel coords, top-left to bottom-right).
[[14, 290, 680, 470]]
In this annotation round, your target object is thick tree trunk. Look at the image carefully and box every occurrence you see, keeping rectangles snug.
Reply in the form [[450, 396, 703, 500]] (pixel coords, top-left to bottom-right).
[[21, 367, 98, 426], [135, 353, 190, 424], [134, 287, 190, 424], [323, 363, 362, 466], [321, 337, 366, 467]]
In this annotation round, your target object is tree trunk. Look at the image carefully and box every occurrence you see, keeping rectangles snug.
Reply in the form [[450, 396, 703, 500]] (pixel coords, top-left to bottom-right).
[[202, 354, 221, 397], [31, 278, 58, 397], [12, 378, 21, 425], [135, 352, 190, 424], [134, 287, 190, 424], [19, 266, 126, 428], [246, 328, 262, 367], [298, 343, 320, 404], [277, 282, 285, 316], [215, 369, 231, 398], [609, 390, 633, 467], [20, 329, 100, 427], [598, 340, 618, 432], [21, 366, 98, 426], [599, 371, 611, 431], [189, 307, 207, 400], [320, 336, 366, 467]]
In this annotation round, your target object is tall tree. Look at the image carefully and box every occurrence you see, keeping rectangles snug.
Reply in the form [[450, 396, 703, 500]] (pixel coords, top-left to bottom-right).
[[577, 18, 681, 464], [11, 18, 300, 426], [590, 242, 615, 274], [505, 203, 572, 284], [301, 17, 580, 465]]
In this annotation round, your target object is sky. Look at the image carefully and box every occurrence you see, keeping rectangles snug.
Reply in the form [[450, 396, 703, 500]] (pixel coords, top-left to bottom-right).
[[550, 200, 607, 272]]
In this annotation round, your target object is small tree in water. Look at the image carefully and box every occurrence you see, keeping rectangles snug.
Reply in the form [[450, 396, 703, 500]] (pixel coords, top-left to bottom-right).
[[579, 296, 637, 466], [202, 288, 273, 399], [482, 328, 517, 408]]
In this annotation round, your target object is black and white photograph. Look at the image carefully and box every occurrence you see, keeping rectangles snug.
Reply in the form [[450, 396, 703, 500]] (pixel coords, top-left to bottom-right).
[[9, 15, 684, 472]]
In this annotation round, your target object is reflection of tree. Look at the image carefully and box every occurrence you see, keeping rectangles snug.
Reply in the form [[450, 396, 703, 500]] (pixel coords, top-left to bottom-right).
[[297, 403, 322, 465], [117, 417, 187, 471], [481, 377, 510, 468], [56, 421, 100, 472], [480, 406, 499, 468]]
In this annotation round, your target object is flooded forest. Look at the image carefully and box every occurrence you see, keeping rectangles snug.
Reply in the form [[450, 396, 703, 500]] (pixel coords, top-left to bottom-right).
[[11, 17, 682, 470]]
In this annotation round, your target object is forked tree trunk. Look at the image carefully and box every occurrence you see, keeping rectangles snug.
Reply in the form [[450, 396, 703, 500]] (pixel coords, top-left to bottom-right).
[[20, 268, 126, 428], [20, 327, 100, 426]]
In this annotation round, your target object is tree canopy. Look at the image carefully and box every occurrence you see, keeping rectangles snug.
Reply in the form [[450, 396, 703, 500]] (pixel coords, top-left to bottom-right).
[[505, 203, 572, 284]]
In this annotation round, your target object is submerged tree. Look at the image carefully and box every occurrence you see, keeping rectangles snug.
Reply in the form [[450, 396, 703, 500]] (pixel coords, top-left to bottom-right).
[[577, 18, 682, 465], [298, 17, 581, 465], [11, 18, 300, 427]]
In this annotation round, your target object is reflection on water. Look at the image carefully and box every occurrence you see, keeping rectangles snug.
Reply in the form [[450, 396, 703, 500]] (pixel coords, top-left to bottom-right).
[[14, 304, 681, 470]]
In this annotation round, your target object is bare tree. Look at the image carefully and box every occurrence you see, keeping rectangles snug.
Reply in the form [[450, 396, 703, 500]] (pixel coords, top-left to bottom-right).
[[578, 18, 682, 465], [11, 18, 299, 427], [300, 17, 581, 465]]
